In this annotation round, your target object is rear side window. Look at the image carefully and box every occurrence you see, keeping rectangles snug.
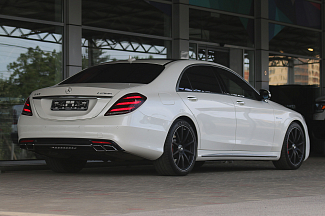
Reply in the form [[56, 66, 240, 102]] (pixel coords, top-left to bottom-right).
[[60, 63, 165, 85], [178, 66, 222, 93]]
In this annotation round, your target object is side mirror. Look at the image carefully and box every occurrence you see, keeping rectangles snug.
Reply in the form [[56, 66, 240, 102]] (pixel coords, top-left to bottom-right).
[[259, 89, 271, 100]]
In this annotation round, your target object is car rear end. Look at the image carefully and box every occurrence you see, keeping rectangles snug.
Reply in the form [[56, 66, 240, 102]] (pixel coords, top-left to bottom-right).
[[18, 60, 172, 161]]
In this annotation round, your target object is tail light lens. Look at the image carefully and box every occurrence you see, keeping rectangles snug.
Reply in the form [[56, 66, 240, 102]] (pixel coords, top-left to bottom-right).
[[105, 93, 147, 116], [22, 97, 33, 116]]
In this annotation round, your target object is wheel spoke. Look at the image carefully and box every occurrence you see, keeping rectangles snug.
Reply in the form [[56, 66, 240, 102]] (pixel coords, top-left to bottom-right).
[[172, 141, 180, 147], [289, 151, 294, 160], [183, 129, 190, 144], [288, 146, 293, 151], [179, 126, 184, 143], [183, 153, 190, 164], [184, 149, 194, 155], [293, 151, 297, 164], [294, 128, 298, 141], [175, 130, 181, 143], [180, 155, 185, 169], [296, 130, 302, 142], [296, 148, 303, 154], [184, 140, 194, 148], [173, 150, 180, 157], [296, 142, 304, 146], [288, 138, 294, 144], [176, 153, 181, 166]]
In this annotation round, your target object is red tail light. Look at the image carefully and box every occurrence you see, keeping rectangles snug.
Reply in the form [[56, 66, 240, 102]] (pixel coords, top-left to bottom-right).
[[19, 139, 35, 143], [22, 97, 33, 116], [105, 93, 147, 116]]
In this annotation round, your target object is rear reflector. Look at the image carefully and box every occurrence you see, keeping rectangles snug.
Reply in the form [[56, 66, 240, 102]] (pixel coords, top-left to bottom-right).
[[91, 141, 112, 144], [19, 139, 35, 143], [22, 97, 33, 116], [105, 93, 147, 116]]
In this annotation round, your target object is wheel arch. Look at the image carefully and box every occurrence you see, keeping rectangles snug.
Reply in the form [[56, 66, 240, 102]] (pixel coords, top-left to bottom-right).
[[280, 118, 310, 161], [174, 116, 198, 141]]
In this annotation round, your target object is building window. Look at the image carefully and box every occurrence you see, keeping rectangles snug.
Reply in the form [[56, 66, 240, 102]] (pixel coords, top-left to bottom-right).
[[189, 0, 254, 16], [189, 8, 254, 48], [82, 30, 171, 69], [244, 50, 254, 86], [0, 0, 63, 22], [82, 0, 172, 37], [269, 0, 321, 29], [269, 55, 320, 86], [269, 23, 321, 58], [0, 19, 62, 160]]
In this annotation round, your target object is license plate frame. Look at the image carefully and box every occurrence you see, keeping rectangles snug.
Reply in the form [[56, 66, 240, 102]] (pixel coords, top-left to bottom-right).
[[51, 99, 89, 111]]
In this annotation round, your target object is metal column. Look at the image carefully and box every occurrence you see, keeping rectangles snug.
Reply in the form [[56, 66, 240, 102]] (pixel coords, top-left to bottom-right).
[[172, 0, 189, 59], [63, 0, 82, 78], [255, 0, 269, 90]]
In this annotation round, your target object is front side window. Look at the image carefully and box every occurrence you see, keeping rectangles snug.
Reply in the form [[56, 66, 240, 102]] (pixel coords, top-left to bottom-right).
[[215, 68, 259, 100], [178, 65, 222, 94]]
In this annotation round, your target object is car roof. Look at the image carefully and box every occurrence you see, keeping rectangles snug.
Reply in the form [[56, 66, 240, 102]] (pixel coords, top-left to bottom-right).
[[103, 59, 175, 66]]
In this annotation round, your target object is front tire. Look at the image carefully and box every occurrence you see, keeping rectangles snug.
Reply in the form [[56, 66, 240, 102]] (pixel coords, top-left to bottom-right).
[[273, 122, 306, 170], [154, 119, 197, 176], [46, 157, 87, 173]]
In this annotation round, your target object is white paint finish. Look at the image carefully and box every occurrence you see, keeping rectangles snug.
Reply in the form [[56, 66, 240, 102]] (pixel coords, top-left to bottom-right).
[[158, 93, 175, 105], [231, 97, 275, 152], [18, 59, 310, 163], [178, 92, 236, 151]]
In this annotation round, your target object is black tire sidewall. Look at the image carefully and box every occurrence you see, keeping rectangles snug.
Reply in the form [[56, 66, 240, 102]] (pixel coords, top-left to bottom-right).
[[283, 122, 306, 169], [164, 120, 197, 175]]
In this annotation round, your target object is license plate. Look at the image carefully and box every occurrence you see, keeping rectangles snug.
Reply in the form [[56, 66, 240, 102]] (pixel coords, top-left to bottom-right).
[[51, 100, 89, 111]]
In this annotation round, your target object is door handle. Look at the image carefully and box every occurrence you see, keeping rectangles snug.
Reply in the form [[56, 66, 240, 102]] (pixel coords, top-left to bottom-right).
[[236, 100, 245, 105], [187, 96, 198, 102]]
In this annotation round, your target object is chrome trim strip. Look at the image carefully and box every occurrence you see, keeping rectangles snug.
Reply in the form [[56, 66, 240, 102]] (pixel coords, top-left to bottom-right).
[[33, 95, 112, 99], [201, 153, 278, 158]]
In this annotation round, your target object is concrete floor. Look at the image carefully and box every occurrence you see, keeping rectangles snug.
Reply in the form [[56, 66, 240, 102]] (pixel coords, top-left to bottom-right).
[[0, 157, 325, 216]]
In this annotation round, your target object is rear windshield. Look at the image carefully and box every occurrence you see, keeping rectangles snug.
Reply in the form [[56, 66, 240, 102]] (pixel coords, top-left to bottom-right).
[[60, 63, 165, 85]]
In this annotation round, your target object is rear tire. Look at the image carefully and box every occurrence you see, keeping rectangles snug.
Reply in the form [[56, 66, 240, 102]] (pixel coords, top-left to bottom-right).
[[154, 119, 197, 176], [273, 122, 306, 170], [45, 157, 87, 173]]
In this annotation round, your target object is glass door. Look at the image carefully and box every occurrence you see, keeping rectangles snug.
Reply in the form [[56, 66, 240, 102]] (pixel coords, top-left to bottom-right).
[[198, 46, 229, 67]]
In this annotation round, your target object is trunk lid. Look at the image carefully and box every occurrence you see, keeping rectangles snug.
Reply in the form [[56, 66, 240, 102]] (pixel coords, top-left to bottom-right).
[[31, 83, 142, 120]]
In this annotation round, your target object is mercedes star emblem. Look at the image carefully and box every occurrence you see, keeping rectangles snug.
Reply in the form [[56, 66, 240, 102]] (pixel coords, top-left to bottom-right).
[[65, 87, 72, 94]]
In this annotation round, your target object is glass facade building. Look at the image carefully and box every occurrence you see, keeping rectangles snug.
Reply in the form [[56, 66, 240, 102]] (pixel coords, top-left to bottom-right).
[[0, 0, 324, 160]]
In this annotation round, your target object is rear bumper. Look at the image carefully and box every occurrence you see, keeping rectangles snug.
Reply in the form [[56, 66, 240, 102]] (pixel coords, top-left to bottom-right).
[[18, 111, 168, 160], [18, 138, 144, 161]]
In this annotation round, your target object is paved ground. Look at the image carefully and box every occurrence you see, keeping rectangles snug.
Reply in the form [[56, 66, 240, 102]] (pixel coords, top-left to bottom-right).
[[0, 157, 325, 216]]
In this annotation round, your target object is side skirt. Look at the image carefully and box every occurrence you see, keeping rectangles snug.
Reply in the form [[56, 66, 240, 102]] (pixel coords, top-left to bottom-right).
[[197, 150, 280, 161]]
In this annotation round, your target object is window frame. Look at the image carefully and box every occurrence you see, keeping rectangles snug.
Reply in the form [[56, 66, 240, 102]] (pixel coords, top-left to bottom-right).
[[214, 66, 261, 101], [176, 63, 261, 101], [176, 64, 223, 94]]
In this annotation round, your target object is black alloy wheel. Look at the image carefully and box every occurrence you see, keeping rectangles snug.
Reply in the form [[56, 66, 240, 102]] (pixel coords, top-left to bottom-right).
[[273, 122, 306, 170], [154, 119, 197, 176]]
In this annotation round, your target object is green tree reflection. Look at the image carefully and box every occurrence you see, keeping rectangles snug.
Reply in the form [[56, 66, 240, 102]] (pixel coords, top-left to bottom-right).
[[5, 46, 62, 99]]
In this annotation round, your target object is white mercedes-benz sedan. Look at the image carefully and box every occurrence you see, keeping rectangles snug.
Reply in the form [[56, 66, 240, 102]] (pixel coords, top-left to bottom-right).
[[18, 59, 310, 175]]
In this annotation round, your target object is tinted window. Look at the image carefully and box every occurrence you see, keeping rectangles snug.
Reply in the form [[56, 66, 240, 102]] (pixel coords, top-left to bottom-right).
[[215, 68, 259, 100], [60, 63, 165, 84], [178, 66, 222, 93]]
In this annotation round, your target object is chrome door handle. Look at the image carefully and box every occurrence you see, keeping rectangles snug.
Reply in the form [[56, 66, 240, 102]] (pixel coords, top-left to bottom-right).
[[236, 100, 245, 105], [187, 96, 198, 102]]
